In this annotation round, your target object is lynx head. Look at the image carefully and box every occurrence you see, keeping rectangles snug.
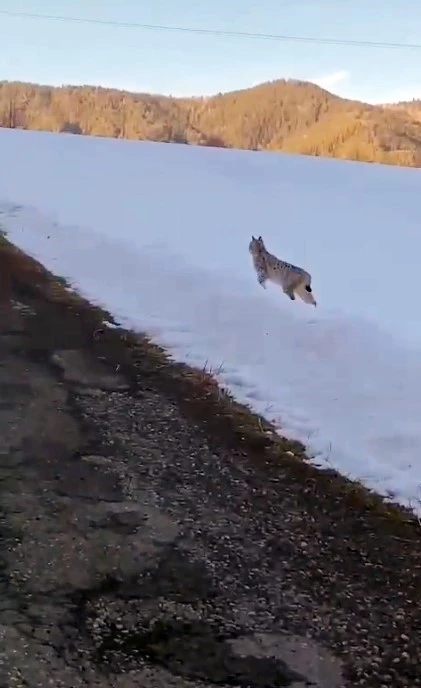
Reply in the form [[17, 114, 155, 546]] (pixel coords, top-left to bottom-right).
[[249, 235, 266, 256]]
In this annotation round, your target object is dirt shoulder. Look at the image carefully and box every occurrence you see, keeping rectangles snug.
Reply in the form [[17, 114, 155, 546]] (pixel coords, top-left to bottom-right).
[[0, 239, 420, 688]]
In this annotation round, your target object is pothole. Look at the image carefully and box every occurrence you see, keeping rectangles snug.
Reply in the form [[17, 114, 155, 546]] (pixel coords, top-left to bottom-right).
[[71, 555, 312, 687]]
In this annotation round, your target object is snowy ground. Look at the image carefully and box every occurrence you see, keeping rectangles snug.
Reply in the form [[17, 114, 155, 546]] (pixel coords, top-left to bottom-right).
[[1, 127, 421, 513]]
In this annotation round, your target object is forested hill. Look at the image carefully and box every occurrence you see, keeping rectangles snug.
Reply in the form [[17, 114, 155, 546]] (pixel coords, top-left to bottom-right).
[[2, 78, 421, 167]]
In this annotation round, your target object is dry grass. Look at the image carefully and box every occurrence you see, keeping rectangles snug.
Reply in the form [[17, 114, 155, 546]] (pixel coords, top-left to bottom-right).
[[1, 235, 420, 540]]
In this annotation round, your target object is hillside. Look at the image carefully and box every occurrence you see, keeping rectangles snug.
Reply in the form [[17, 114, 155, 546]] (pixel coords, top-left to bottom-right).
[[2, 78, 421, 167], [2, 125, 421, 510]]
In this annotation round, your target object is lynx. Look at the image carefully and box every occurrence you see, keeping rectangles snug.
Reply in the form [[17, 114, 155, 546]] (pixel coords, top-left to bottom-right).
[[249, 235, 317, 306]]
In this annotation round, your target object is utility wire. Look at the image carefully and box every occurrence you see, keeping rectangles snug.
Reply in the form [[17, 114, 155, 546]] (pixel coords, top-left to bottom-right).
[[0, 8, 420, 51]]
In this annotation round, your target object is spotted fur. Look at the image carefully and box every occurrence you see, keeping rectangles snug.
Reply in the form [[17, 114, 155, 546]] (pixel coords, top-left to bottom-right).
[[249, 235, 317, 306]]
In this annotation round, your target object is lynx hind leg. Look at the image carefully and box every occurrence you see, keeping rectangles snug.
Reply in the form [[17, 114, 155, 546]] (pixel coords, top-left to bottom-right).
[[283, 284, 296, 300], [283, 273, 303, 301]]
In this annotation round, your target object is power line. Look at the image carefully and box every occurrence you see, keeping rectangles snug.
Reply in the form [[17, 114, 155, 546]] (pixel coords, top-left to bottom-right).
[[1, 8, 421, 51]]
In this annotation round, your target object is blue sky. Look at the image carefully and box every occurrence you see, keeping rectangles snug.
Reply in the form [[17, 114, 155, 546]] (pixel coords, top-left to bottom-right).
[[1, 1, 421, 103]]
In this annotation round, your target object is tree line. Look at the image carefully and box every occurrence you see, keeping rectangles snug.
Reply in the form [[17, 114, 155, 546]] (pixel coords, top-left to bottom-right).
[[2, 78, 421, 167]]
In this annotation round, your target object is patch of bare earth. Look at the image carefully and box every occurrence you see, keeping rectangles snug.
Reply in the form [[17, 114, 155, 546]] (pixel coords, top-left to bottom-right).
[[0, 238, 420, 687]]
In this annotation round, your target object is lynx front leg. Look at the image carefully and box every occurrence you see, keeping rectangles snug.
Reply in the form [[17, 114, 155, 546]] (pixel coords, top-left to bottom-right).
[[257, 269, 267, 289]]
